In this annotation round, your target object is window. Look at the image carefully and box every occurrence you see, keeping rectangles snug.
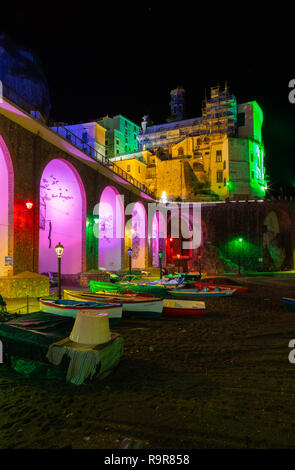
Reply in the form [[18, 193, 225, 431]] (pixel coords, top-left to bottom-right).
[[82, 132, 88, 143], [116, 139, 119, 145], [217, 171, 223, 183], [216, 150, 222, 162], [251, 153, 254, 162], [178, 147, 184, 156], [197, 138, 202, 145], [224, 177, 227, 186], [127, 165, 131, 172], [251, 170, 255, 179], [238, 112, 245, 127], [138, 166, 140, 173], [223, 160, 226, 170]]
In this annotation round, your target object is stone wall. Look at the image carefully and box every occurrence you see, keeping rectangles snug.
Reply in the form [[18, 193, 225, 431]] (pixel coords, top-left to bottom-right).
[[0, 271, 49, 298]]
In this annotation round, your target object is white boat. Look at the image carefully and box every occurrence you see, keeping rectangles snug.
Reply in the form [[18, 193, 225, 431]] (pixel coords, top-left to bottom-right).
[[39, 298, 123, 325], [63, 290, 163, 319]]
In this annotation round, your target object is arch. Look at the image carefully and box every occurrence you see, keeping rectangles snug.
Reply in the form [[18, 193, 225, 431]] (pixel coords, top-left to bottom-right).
[[131, 201, 147, 269], [38, 158, 86, 275], [98, 185, 125, 271], [0, 135, 14, 276], [263, 207, 293, 270], [167, 208, 205, 272]]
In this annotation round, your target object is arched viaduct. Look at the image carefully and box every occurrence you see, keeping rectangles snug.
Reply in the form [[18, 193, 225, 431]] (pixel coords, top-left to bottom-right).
[[1, 92, 295, 278]]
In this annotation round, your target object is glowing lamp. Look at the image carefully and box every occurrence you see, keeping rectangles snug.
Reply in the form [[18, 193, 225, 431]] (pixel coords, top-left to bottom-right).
[[159, 250, 163, 259], [94, 218, 99, 224], [238, 238, 243, 243], [177, 254, 181, 259], [170, 238, 173, 242], [55, 242, 64, 258], [25, 201, 33, 210], [128, 248, 133, 258]]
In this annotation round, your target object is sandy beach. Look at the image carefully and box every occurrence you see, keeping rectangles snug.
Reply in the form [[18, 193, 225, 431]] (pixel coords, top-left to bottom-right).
[[1, 276, 295, 449]]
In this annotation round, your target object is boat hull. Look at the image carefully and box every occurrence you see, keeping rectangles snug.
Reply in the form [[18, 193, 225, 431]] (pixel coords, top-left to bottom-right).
[[162, 299, 205, 316], [39, 299, 123, 326], [64, 290, 163, 315], [170, 289, 236, 298], [194, 281, 248, 293], [282, 298, 295, 313]]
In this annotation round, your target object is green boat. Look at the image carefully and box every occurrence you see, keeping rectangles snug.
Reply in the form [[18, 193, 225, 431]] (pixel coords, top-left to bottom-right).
[[89, 280, 169, 298]]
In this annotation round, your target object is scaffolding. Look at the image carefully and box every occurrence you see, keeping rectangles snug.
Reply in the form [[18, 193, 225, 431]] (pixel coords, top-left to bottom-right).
[[202, 84, 237, 137]]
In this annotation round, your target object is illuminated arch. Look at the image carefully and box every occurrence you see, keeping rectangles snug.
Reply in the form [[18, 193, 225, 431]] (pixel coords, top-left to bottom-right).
[[98, 185, 125, 271], [0, 135, 14, 276], [263, 207, 293, 270], [131, 201, 147, 269], [38, 159, 86, 274]]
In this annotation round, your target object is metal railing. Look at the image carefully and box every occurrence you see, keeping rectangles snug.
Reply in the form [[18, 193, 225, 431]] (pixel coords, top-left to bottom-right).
[[1, 81, 154, 197]]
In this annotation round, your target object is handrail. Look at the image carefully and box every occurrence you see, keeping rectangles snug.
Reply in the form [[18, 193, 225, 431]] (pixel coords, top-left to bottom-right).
[[1, 81, 154, 197]]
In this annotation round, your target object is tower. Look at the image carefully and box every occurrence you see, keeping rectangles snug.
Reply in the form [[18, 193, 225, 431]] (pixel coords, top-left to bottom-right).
[[168, 86, 186, 122]]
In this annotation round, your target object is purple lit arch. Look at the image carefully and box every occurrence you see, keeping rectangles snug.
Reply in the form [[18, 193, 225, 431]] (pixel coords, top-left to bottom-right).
[[0, 135, 14, 276], [38, 159, 86, 275]]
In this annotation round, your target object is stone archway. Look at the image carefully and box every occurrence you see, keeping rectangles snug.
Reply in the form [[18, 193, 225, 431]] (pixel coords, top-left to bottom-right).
[[263, 208, 293, 270], [38, 159, 86, 275], [98, 185, 125, 271], [0, 135, 14, 276], [131, 201, 147, 269]]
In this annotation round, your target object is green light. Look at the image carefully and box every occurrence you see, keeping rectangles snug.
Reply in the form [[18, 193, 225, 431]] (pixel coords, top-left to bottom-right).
[[159, 250, 163, 259], [238, 238, 243, 243]]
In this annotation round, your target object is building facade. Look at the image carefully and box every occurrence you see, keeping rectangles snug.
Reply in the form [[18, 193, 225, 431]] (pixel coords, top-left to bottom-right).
[[121, 85, 267, 201], [50, 121, 106, 162], [97, 115, 140, 159]]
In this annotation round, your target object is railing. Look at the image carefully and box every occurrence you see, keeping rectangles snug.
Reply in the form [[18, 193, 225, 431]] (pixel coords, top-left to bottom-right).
[[1, 81, 154, 197], [1, 81, 45, 118]]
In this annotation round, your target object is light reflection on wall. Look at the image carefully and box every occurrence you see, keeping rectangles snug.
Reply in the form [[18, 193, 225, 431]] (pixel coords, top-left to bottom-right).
[[0, 145, 8, 276], [39, 159, 84, 274], [99, 186, 124, 271], [132, 201, 147, 269]]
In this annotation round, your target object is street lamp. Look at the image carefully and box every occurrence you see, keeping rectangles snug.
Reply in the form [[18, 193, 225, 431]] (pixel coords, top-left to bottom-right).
[[128, 248, 133, 282], [159, 250, 163, 279], [177, 253, 181, 273], [237, 237, 243, 275], [55, 242, 64, 299]]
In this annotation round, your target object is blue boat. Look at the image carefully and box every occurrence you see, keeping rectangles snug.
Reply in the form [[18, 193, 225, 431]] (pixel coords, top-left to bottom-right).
[[170, 287, 236, 298], [282, 298, 295, 313]]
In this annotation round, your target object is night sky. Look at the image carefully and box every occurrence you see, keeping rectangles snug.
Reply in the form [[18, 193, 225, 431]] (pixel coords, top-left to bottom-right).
[[1, 6, 294, 189]]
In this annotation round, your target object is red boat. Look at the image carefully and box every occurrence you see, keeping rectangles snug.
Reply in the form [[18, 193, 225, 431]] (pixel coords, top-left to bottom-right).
[[194, 278, 248, 293], [162, 299, 205, 316]]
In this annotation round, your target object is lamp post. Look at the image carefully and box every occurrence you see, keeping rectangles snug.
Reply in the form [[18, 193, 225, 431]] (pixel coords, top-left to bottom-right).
[[237, 237, 243, 275], [177, 253, 181, 273], [128, 248, 133, 282], [22, 201, 35, 271], [55, 242, 64, 299], [198, 254, 202, 277], [159, 250, 163, 279]]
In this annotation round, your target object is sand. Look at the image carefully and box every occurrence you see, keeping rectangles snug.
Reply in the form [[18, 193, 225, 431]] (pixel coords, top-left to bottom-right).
[[1, 276, 295, 449]]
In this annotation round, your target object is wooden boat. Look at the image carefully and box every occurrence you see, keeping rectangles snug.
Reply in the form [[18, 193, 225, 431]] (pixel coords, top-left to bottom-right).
[[282, 298, 295, 313], [64, 290, 163, 319], [39, 298, 123, 325], [162, 299, 205, 316], [170, 287, 236, 298], [89, 280, 168, 299], [194, 279, 248, 293]]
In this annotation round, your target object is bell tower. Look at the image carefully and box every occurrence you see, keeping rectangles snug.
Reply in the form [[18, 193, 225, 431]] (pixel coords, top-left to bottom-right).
[[168, 86, 186, 122]]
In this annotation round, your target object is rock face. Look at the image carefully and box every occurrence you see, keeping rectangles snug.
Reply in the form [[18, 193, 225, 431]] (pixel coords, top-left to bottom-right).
[[0, 34, 51, 117]]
